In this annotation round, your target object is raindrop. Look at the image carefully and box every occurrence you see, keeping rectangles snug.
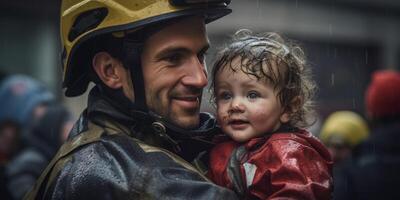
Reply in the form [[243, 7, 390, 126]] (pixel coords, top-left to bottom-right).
[[295, 0, 298, 8], [365, 50, 369, 64], [352, 98, 356, 108], [257, 0, 262, 20], [330, 73, 335, 86], [329, 24, 333, 36], [334, 47, 337, 58]]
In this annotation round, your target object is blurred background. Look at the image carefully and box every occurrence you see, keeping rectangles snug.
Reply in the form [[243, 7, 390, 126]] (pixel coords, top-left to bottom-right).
[[1, 0, 399, 131]]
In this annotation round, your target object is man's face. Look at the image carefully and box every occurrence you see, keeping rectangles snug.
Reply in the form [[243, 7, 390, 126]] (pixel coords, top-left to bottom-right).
[[141, 16, 209, 129]]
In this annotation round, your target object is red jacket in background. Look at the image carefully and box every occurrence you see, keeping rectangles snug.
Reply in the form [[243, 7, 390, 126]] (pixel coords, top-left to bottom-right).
[[208, 129, 333, 200]]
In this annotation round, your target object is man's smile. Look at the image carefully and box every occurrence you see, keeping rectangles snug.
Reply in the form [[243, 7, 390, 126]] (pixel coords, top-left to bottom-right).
[[172, 96, 200, 109]]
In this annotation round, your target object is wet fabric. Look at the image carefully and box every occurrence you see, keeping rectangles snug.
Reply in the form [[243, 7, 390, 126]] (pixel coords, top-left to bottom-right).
[[24, 87, 238, 200], [208, 129, 333, 200]]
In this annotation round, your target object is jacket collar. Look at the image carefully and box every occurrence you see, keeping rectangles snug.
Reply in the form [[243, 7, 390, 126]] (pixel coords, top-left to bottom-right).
[[70, 86, 217, 158]]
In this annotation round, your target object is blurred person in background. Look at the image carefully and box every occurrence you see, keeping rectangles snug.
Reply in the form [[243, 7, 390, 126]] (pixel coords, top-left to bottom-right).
[[0, 75, 54, 199], [319, 110, 369, 200], [0, 122, 15, 200], [0, 75, 55, 162], [320, 111, 369, 163], [6, 104, 73, 200], [346, 70, 400, 200]]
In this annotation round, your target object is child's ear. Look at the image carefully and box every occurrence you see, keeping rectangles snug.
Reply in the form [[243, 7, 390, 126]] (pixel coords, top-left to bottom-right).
[[280, 96, 303, 123], [280, 113, 290, 123]]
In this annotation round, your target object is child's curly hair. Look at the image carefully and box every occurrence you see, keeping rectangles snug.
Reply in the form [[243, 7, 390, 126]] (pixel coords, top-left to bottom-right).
[[210, 29, 316, 128]]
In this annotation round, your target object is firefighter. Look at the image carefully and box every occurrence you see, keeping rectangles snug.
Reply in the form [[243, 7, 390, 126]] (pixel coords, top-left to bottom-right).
[[25, 0, 238, 199]]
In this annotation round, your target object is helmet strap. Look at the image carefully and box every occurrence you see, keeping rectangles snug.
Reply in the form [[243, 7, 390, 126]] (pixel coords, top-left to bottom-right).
[[122, 39, 147, 112]]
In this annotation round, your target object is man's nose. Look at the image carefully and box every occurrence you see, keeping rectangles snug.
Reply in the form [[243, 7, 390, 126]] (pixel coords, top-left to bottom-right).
[[181, 57, 208, 88]]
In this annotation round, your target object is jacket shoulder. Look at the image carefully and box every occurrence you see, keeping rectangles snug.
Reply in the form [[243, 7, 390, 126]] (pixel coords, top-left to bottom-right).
[[246, 131, 333, 199], [267, 131, 332, 161], [39, 133, 146, 199], [36, 127, 233, 199]]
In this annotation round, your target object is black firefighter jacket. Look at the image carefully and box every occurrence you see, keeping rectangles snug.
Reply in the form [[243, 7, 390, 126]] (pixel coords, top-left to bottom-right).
[[24, 88, 238, 200]]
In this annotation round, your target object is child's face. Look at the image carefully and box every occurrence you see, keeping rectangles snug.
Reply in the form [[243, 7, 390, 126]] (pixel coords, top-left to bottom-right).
[[215, 60, 290, 142]]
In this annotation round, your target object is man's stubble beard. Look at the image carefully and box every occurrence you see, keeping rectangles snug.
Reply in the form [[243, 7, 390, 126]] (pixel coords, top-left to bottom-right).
[[147, 90, 202, 129]]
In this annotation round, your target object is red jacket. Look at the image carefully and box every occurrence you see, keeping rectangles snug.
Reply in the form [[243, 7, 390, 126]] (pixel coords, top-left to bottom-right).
[[208, 129, 333, 200]]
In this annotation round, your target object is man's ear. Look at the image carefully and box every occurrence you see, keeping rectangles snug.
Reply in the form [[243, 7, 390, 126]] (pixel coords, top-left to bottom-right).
[[92, 52, 124, 89]]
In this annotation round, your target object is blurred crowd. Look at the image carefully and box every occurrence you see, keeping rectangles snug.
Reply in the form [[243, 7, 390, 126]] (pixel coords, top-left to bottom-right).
[[319, 70, 400, 199], [0, 69, 399, 200], [0, 74, 73, 200]]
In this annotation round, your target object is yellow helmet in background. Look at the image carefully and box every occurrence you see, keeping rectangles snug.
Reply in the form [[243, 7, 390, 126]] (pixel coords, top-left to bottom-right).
[[60, 0, 231, 97], [320, 111, 369, 147]]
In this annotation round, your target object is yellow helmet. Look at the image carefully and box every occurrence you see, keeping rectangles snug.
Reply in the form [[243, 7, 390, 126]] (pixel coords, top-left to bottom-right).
[[60, 0, 231, 96], [320, 111, 369, 147]]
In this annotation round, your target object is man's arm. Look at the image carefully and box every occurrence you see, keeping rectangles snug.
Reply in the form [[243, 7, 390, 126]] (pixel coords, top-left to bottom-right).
[[40, 134, 238, 200]]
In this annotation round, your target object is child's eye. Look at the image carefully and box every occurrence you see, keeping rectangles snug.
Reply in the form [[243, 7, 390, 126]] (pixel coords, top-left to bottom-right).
[[218, 91, 232, 100], [247, 91, 260, 99]]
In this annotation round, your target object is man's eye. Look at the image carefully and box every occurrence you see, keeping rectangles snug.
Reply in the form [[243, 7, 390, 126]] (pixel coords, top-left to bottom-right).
[[247, 91, 260, 99], [198, 52, 207, 64], [164, 53, 183, 64]]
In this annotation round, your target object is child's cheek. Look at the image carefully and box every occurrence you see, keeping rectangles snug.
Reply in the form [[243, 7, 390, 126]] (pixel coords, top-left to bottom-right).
[[248, 105, 269, 124], [217, 106, 230, 125]]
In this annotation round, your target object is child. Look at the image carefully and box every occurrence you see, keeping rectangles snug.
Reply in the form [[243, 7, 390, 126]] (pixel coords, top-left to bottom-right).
[[207, 30, 333, 200]]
